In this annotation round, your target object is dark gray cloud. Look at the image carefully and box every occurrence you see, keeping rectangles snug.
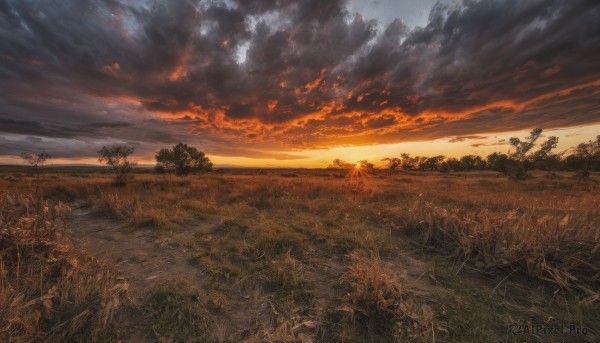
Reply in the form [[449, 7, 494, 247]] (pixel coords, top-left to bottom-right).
[[448, 135, 488, 143], [1, 0, 599, 160]]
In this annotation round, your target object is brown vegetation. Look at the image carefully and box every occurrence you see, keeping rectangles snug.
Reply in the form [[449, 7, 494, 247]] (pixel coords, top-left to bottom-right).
[[0, 193, 128, 342], [1, 168, 598, 341]]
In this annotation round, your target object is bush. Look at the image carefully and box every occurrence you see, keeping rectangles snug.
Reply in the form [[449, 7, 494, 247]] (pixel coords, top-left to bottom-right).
[[338, 251, 433, 340]]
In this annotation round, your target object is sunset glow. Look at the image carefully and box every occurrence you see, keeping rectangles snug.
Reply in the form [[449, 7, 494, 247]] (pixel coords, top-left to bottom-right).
[[0, 0, 599, 166]]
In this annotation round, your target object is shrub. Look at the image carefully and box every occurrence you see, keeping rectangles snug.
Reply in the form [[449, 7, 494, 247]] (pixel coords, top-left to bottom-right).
[[339, 251, 432, 340]]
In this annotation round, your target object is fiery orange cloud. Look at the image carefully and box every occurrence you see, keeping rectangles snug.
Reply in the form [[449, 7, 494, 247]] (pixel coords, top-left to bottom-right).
[[142, 77, 600, 152], [303, 69, 326, 92]]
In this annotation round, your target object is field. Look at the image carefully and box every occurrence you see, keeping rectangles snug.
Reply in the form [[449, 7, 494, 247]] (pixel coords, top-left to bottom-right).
[[1, 167, 599, 342]]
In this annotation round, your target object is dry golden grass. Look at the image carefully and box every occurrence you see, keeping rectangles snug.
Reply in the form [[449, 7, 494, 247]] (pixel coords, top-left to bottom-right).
[[405, 195, 600, 299], [1, 168, 599, 341], [338, 251, 433, 341], [0, 193, 128, 342]]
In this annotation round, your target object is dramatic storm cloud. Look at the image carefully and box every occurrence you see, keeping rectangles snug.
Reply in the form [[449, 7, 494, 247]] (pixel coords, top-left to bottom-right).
[[1, 0, 599, 162]]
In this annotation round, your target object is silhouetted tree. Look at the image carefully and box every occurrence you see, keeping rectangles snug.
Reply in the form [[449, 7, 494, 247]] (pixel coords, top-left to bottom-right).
[[382, 157, 401, 171], [487, 152, 510, 174], [439, 161, 450, 173], [507, 128, 558, 179], [155, 143, 212, 176], [328, 159, 354, 169], [460, 155, 487, 170], [418, 155, 445, 171], [572, 135, 600, 178], [98, 145, 136, 186], [445, 158, 462, 171], [399, 153, 421, 170]]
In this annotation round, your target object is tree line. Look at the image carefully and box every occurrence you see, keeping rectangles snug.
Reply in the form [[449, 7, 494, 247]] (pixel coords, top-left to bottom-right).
[[382, 129, 599, 178], [19, 129, 600, 186], [333, 129, 600, 179]]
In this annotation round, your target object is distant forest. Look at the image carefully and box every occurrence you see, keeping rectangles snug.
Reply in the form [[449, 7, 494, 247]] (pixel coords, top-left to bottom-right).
[[332, 129, 600, 179]]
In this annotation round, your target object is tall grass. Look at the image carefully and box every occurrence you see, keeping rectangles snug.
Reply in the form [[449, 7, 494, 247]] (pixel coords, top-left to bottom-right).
[[402, 196, 600, 301], [0, 193, 128, 342]]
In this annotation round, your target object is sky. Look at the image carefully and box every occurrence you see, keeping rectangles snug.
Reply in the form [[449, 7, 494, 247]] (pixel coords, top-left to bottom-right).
[[1, 0, 599, 167]]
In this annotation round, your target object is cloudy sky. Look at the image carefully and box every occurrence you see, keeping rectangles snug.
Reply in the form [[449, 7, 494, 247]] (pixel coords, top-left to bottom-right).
[[1, 0, 599, 167]]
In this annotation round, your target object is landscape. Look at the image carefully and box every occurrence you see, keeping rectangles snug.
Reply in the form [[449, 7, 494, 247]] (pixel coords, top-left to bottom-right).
[[1, 0, 600, 342]]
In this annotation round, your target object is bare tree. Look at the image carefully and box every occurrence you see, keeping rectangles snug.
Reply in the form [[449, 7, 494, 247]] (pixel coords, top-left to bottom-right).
[[98, 145, 136, 186], [20, 152, 51, 199]]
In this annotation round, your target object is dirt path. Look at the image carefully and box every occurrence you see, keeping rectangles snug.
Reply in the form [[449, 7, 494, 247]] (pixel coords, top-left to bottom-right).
[[66, 202, 224, 342], [68, 202, 205, 293]]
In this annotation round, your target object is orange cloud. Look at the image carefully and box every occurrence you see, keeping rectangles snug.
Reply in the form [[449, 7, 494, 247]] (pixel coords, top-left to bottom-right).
[[169, 49, 191, 81], [267, 100, 278, 111], [169, 65, 187, 81]]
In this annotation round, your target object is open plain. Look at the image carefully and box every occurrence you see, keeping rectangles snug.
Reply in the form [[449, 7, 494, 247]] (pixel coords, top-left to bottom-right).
[[1, 167, 599, 342]]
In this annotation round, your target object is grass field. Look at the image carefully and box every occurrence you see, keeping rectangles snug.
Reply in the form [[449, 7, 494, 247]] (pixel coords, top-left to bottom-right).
[[1, 167, 599, 342]]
